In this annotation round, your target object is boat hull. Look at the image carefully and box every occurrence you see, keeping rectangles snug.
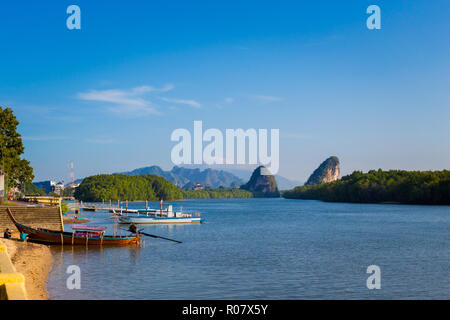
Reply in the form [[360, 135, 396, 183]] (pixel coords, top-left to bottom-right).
[[118, 216, 203, 224], [14, 222, 139, 246]]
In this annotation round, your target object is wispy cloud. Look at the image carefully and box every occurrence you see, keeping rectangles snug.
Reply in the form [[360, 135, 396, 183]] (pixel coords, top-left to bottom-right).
[[216, 97, 235, 109], [77, 84, 174, 116], [77, 84, 200, 116], [78, 87, 158, 115], [248, 95, 283, 103], [160, 97, 201, 108], [132, 84, 174, 93]]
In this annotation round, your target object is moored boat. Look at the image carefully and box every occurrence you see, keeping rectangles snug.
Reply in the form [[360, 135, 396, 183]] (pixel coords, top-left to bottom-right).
[[6, 208, 140, 246], [118, 204, 203, 224], [82, 206, 97, 212], [109, 208, 139, 214], [118, 215, 203, 224]]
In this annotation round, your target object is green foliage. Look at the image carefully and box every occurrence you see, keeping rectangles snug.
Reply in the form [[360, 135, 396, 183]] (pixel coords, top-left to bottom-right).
[[182, 188, 253, 199], [283, 169, 450, 205], [21, 182, 46, 196], [62, 186, 75, 197], [61, 201, 69, 214], [0, 107, 34, 188], [48, 192, 60, 197], [74, 174, 183, 202]]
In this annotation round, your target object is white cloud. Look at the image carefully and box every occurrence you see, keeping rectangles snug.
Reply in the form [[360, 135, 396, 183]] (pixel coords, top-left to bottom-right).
[[132, 84, 174, 94], [160, 97, 201, 108], [224, 97, 234, 104], [248, 95, 283, 103], [78, 88, 157, 115], [76, 84, 204, 116], [77, 84, 175, 116]]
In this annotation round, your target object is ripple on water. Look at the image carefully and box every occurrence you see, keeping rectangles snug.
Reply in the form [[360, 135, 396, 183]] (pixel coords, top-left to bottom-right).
[[47, 199, 450, 299]]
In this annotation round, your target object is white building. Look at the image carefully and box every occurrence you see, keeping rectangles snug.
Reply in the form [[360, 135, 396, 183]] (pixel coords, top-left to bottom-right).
[[54, 182, 65, 195]]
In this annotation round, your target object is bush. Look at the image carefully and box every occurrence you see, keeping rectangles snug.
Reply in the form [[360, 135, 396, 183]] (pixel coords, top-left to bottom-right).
[[182, 188, 253, 199]]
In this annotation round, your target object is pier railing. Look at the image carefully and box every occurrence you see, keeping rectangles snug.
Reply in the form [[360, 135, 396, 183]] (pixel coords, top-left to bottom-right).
[[21, 196, 73, 205]]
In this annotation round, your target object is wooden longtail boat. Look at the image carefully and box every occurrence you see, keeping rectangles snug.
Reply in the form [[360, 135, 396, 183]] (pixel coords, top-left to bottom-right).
[[6, 208, 140, 246]]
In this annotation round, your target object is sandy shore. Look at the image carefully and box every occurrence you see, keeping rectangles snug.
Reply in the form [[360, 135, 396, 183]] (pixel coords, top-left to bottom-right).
[[3, 236, 53, 300], [63, 216, 90, 224]]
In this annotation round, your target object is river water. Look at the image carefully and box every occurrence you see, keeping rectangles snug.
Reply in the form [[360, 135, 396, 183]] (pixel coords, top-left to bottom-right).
[[46, 198, 450, 299]]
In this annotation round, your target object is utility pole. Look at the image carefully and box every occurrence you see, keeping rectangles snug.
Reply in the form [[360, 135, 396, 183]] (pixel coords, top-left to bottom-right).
[[70, 160, 74, 186]]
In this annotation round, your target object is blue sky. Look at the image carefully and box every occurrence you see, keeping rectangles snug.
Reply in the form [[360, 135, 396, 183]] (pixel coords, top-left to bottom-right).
[[1, 0, 449, 182]]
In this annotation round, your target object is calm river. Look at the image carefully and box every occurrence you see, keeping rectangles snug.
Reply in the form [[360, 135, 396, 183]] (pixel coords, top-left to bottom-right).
[[47, 198, 450, 299]]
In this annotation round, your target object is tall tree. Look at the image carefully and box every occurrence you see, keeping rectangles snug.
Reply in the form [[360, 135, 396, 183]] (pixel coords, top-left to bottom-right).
[[0, 107, 34, 190]]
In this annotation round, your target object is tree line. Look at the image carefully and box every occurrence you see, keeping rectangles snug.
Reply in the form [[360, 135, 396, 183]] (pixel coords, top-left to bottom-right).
[[283, 169, 450, 205], [181, 187, 253, 199]]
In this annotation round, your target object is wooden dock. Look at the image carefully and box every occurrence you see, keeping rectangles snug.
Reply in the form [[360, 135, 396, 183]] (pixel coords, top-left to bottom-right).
[[68, 200, 140, 214]]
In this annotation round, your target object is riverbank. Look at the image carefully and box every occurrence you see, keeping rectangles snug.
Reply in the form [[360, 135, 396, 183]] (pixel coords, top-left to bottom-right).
[[63, 216, 90, 224], [2, 236, 52, 300]]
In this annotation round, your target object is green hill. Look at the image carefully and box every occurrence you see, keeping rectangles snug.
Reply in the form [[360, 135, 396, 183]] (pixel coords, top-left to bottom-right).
[[22, 182, 46, 196], [74, 174, 183, 202]]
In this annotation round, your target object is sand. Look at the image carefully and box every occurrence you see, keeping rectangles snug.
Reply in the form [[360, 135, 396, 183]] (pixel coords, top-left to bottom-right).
[[3, 236, 53, 300], [63, 216, 90, 224]]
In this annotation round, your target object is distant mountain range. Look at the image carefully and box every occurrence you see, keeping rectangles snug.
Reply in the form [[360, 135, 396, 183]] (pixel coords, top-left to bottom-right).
[[119, 166, 243, 189], [66, 165, 302, 190]]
